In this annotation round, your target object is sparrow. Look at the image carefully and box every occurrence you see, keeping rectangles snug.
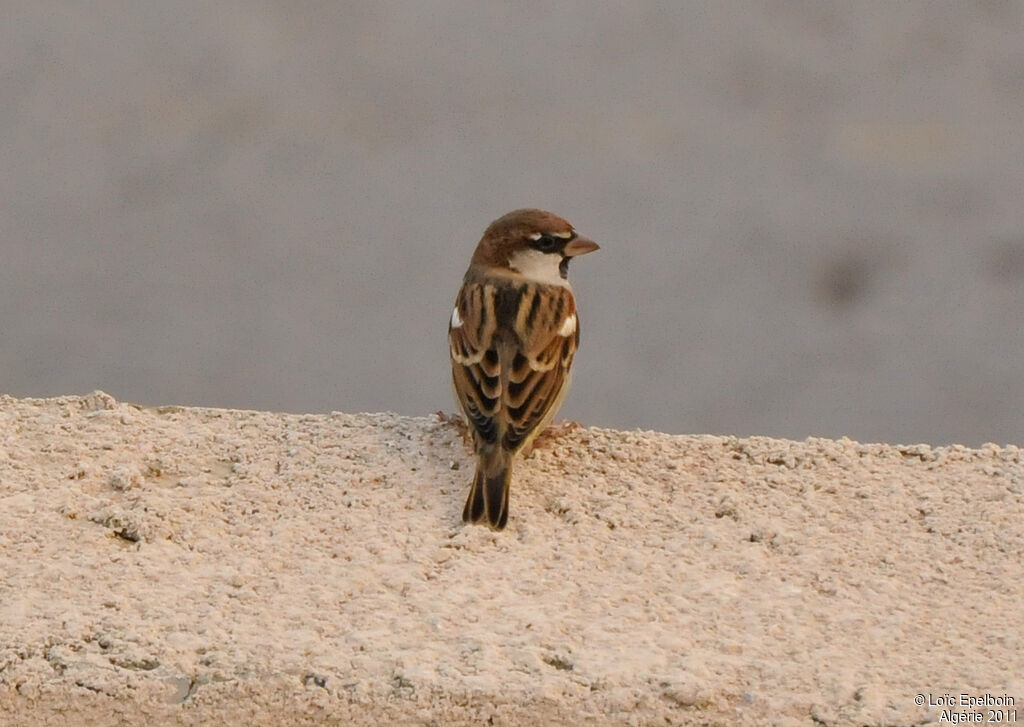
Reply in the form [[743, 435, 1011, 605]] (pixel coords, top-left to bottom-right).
[[448, 209, 599, 530]]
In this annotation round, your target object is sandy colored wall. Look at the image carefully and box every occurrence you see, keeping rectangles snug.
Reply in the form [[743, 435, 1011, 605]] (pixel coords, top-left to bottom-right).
[[0, 393, 1021, 726]]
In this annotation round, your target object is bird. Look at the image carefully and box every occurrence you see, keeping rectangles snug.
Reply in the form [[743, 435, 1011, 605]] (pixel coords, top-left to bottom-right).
[[448, 209, 599, 530]]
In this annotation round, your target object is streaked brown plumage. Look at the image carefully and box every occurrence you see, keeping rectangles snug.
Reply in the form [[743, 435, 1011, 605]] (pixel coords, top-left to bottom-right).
[[449, 209, 599, 530]]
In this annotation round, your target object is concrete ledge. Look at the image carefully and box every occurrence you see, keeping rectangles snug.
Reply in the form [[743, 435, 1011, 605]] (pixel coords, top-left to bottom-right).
[[1, 393, 1021, 726]]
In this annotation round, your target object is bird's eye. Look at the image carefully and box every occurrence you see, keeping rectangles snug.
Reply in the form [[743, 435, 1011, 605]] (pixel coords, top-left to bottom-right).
[[533, 234, 558, 253]]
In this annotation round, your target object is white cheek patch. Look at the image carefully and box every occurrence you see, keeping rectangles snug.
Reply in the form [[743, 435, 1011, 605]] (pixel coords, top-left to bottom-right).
[[558, 313, 577, 337], [508, 249, 570, 287], [450, 307, 463, 328]]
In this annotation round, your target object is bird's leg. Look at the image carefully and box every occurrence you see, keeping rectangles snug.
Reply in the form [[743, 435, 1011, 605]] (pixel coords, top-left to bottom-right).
[[522, 420, 582, 457], [436, 410, 472, 446]]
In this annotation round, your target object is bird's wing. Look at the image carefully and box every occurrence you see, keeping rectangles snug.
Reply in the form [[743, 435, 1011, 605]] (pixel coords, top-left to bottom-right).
[[450, 281, 578, 452], [449, 281, 501, 445], [501, 284, 578, 452]]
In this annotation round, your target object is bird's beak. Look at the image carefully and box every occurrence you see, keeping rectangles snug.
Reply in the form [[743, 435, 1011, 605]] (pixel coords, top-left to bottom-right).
[[563, 235, 599, 257]]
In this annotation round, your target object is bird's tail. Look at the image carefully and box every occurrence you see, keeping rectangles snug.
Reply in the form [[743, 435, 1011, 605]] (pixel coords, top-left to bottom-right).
[[463, 451, 513, 530]]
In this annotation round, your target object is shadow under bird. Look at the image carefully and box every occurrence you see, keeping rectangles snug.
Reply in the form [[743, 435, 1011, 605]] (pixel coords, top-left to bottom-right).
[[448, 209, 599, 530]]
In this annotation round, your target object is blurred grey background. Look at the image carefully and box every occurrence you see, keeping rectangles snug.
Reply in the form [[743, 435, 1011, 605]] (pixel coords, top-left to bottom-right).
[[3, 2, 1023, 446]]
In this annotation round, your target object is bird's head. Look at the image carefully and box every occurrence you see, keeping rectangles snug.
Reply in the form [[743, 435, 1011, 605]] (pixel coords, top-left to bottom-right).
[[471, 208, 599, 284]]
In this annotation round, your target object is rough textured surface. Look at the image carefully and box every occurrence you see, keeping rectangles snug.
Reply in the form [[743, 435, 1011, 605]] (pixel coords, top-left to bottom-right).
[[0, 393, 1021, 726]]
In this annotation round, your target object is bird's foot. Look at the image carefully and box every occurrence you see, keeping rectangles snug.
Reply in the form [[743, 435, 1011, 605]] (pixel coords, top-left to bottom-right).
[[435, 411, 472, 446], [524, 420, 583, 456]]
